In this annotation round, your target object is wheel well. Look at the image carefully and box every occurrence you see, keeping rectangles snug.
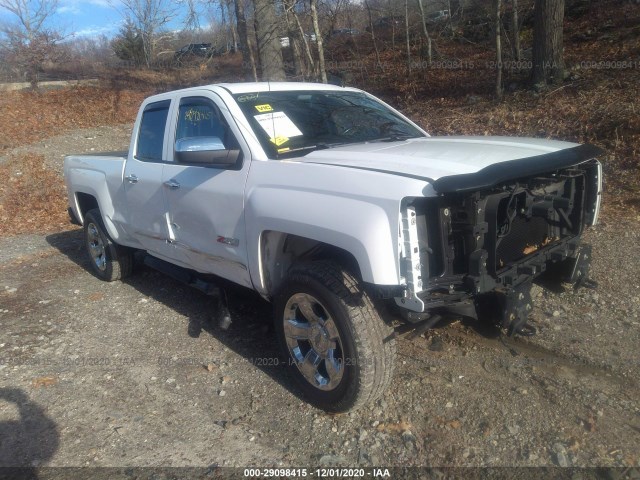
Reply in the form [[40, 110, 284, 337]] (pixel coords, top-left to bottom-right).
[[76, 193, 99, 222], [260, 231, 362, 296]]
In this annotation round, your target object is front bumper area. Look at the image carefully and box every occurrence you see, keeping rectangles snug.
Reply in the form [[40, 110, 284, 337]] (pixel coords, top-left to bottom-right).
[[394, 158, 601, 331]]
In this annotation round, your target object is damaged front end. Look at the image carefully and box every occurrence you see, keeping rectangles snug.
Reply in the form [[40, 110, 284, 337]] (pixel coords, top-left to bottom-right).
[[396, 147, 603, 335]]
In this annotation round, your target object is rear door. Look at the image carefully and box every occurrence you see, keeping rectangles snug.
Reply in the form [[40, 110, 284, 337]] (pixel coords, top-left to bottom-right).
[[161, 92, 253, 287], [122, 99, 174, 257]]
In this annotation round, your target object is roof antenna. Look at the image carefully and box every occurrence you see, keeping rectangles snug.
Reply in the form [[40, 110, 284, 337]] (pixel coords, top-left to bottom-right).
[[268, 80, 276, 148]]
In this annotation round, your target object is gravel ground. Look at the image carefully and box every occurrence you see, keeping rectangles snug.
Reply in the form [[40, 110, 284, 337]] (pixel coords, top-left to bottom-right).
[[0, 127, 639, 469]]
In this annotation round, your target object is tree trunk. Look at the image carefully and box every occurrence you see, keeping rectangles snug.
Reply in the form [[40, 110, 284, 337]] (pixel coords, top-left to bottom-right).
[[364, 0, 383, 71], [405, 0, 411, 74], [389, 0, 396, 50], [290, 7, 316, 77], [283, 0, 302, 77], [220, 0, 228, 52], [226, 0, 239, 52], [512, 0, 521, 62], [416, 0, 432, 64], [142, 29, 153, 68], [310, 0, 327, 83], [532, 0, 565, 86], [253, 0, 286, 81], [495, 0, 503, 99], [234, 0, 258, 81]]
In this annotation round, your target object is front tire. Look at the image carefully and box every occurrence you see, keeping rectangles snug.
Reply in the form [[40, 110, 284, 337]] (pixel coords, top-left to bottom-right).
[[274, 261, 396, 412], [83, 209, 133, 282]]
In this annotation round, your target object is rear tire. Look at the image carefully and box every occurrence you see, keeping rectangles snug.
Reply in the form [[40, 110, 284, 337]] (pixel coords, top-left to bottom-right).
[[274, 261, 396, 412], [83, 209, 133, 282]]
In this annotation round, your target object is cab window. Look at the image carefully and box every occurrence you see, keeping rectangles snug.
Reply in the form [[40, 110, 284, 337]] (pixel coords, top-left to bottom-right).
[[136, 100, 170, 162], [176, 97, 239, 150]]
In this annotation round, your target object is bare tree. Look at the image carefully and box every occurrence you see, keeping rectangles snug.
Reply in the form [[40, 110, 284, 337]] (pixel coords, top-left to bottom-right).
[[532, 0, 565, 86], [253, 0, 285, 80], [184, 0, 201, 31], [512, 0, 521, 62], [233, 0, 258, 80], [364, 0, 383, 71], [310, 0, 327, 83], [404, 0, 410, 73], [217, 0, 238, 52], [323, 0, 347, 39], [0, 0, 58, 37], [114, 0, 177, 68], [286, 1, 316, 78], [416, 0, 432, 64], [495, 0, 503, 99], [224, 0, 238, 51], [282, 0, 305, 78], [0, 0, 62, 86]]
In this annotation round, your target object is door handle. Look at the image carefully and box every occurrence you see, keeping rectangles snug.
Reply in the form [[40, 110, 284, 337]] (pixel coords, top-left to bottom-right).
[[164, 179, 180, 190], [125, 174, 138, 184]]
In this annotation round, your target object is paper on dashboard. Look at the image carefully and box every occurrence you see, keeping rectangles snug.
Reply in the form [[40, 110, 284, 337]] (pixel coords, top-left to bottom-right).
[[254, 112, 303, 139]]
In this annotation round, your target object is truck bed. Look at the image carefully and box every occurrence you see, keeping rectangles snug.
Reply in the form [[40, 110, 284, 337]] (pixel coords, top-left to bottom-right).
[[79, 150, 128, 158]]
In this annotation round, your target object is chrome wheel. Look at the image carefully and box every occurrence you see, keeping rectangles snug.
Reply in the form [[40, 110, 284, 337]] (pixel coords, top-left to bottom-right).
[[87, 223, 107, 271], [283, 293, 345, 391]]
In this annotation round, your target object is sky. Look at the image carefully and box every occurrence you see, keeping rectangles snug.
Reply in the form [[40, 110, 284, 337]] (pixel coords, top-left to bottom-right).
[[0, 0, 204, 39], [55, 0, 123, 38]]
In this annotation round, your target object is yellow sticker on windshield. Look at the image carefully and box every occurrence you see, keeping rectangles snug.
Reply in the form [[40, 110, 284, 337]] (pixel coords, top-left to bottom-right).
[[270, 136, 289, 146], [277, 147, 291, 153], [255, 104, 273, 112]]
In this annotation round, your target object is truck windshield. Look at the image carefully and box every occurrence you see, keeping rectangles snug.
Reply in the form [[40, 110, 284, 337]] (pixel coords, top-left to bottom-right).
[[232, 90, 425, 159]]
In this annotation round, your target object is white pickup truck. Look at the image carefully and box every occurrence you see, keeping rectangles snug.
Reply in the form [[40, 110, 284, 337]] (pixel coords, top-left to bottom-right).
[[64, 82, 603, 412]]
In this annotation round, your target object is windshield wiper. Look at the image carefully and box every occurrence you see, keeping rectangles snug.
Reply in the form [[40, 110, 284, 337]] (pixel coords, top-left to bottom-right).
[[370, 133, 420, 142], [276, 141, 353, 158], [276, 143, 332, 158]]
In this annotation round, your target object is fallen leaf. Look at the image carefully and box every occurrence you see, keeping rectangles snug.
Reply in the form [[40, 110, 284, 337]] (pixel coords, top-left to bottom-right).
[[204, 363, 218, 372], [376, 420, 413, 434], [448, 419, 461, 429], [32, 376, 57, 388]]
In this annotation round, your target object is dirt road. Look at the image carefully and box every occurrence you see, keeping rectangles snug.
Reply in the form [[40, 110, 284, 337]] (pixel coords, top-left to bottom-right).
[[0, 126, 639, 469], [0, 218, 638, 468]]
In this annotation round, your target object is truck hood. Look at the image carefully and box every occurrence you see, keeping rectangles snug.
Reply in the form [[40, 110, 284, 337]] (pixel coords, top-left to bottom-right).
[[293, 136, 603, 193]]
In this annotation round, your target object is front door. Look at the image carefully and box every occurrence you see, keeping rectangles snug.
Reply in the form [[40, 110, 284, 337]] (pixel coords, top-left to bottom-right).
[[161, 93, 252, 287]]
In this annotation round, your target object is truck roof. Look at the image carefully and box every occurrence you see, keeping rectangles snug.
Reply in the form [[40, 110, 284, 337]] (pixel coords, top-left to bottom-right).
[[145, 82, 358, 103], [217, 82, 354, 94]]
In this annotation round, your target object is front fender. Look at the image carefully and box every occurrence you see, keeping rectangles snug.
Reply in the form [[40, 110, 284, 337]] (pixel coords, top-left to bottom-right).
[[246, 187, 400, 294]]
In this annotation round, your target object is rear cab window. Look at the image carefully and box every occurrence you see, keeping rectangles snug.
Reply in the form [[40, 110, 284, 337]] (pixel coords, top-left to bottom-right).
[[136, 100, 171, 162]]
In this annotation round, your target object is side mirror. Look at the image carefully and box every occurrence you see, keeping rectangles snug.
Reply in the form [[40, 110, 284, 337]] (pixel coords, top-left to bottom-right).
[[175, 137, 240, 166]]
